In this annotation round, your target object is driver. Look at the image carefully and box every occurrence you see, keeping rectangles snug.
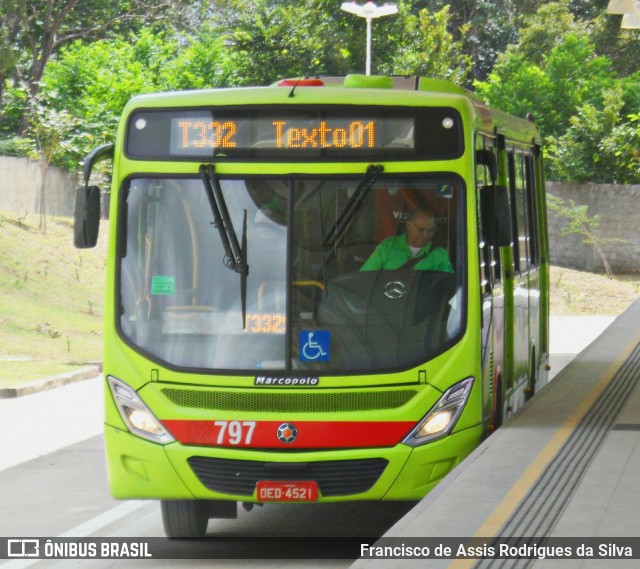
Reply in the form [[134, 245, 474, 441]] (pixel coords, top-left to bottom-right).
[[360, 208, 453, 273]]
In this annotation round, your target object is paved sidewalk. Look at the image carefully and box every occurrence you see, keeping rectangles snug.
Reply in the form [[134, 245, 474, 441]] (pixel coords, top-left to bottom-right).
[[549, 315, 615, 379], [0, 376, 103, 471], [352, 302, 640, 569]]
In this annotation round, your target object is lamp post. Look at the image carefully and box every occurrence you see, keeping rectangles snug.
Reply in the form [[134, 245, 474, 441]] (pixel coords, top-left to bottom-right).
[[341, 2, 398, 75], [606, 0, 639, 14], [621, 13, 640, 27], [606, 0, 640, 28]]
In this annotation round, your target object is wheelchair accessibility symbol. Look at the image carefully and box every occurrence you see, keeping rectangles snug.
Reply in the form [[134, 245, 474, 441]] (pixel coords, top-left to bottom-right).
[[300, 331, 330, 362]]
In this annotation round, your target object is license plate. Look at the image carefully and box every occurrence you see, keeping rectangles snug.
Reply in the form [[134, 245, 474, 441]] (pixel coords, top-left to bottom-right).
[[256, 481, 319, 502]]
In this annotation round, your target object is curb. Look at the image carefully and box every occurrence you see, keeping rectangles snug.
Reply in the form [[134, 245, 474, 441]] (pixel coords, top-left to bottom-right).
[[0, 364, 102, 399]]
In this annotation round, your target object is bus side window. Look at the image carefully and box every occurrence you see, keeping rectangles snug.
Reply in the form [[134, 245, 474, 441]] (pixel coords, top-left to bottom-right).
[[475, 136, 501, 292], [525, 154, 540, 267], [507, 150, 531, 274]]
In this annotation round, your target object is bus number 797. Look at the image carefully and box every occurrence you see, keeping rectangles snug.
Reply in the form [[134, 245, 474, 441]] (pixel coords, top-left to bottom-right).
[[214, 420, 256, 446]]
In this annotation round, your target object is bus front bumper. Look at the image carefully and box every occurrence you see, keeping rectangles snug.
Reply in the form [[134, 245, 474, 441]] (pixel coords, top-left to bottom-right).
[[105, 423, 482, 502]]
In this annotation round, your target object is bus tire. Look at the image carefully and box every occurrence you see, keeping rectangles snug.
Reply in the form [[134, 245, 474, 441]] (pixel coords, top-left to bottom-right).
[[161, 499, 210, 538]]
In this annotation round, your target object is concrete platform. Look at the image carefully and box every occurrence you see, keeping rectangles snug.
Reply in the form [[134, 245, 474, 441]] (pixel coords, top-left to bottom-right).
[[352, 301, 640, 568]]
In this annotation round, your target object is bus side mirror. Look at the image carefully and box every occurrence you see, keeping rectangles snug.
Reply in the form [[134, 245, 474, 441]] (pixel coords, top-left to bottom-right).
[[74, 185, 101, 248], [480, 184, 512, 247], [73, 143, 114, 249]]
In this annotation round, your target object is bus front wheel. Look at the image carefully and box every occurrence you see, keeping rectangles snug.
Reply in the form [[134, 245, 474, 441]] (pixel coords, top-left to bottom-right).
[[161, 499, 210, 538], [160, 500, 209, 539], [161, 499, 237, 538]]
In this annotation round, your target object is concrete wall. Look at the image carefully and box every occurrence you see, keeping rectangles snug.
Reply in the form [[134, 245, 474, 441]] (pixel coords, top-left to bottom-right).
[[0, 156, 78, 217], [0, 157, 638, 274], [547, 182, 640, 275]]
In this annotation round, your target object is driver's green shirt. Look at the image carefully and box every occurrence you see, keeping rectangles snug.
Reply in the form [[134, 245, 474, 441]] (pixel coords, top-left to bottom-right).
[[360, 235, 453, 273]]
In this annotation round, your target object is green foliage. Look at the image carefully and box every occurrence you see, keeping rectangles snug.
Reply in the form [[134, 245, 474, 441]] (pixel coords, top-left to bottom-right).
[[0, 136, 23, 157], [515, 0, 580, 66], [0, 0, 194, 134], [0, 0, 638, 185], [50, 28, 190, 108], [475, 31, 615, 139], [4, 80, 89, 174], [405, 0, 535, 81], [598, 113, 640, 183], [586, 10, 640, 78], [157, 30, 231, 90], [475, 0, 640, 183], [385, 6, 473, 85], [547, 90, 640, 184], [547, 193, 623, 278], [38, 30, 186, 167], [212, 0, 353, 85], [0, 84, 27, 136]]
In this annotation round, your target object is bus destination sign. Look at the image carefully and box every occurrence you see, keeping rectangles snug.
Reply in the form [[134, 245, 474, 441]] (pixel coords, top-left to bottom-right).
[[171, 117, 387, 153], [125, 106, 462, 161]]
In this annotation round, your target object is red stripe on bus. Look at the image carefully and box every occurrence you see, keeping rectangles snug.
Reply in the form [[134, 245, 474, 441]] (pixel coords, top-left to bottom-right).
[[162, 419, 415, 449]]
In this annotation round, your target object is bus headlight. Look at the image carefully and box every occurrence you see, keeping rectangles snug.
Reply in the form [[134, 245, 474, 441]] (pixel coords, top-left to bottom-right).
[[403, 377, 474, 447], [107, 376, 175, 444]]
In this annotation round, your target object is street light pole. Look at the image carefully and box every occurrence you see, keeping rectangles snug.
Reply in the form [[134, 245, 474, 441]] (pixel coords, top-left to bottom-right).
[[365, 12, 373, 75], [606, 0, 640, 28], [341, 2, 398, 75], [621, 13, 640, 27], [606, 0, 639, 14]]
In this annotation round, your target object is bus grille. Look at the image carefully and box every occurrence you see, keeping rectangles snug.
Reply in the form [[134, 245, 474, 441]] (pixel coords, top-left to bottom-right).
[[162, 388, 416, 413], [187, 457, 389, 497]]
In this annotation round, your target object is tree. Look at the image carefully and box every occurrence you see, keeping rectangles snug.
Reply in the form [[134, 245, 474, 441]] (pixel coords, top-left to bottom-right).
[[398, 0, 545, 81], [583, 8, 640, 78], [156, 28, 232, 90], [474, 1, 640, 183], [38, 28, 186, 168], [475, 31, 614, 139], [513, 0, 579, 65], [547, 86, 640, 184], [0, 1, 29, 107], [0, 0, 194, 131], [384, 5, 473, 85], [210, 0, 356, 85], [16, 85, 86, 232], [547, 194, 623, 278]]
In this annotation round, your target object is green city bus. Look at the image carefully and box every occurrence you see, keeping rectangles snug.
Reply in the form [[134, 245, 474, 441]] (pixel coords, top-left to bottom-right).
[[74, 74, 549, 537]]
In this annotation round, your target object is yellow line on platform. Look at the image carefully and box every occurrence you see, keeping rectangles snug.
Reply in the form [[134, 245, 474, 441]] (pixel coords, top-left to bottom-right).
[[448, 328, 640, 569]]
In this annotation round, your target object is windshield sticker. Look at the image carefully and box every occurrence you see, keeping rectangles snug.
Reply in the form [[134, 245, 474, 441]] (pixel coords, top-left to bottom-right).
[[151, 275, 176, 295], [437, 183, 453, 198], [300, 331, 330, 362]]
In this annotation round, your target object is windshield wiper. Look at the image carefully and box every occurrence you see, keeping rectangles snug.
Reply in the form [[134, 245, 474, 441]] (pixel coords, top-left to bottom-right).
[[322, 164, 383, 248], [199, 164, 249, 328]]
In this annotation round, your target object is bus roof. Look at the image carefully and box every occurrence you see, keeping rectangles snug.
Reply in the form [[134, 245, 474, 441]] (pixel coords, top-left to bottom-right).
[[124, 75, 540, 145]]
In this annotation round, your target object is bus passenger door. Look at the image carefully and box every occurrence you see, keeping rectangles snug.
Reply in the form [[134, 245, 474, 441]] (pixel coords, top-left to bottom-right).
[[507, 149, 540, 404], [476, 136, 505, 430], [525, 151, 544, 397], [478, 137, 544, 426]]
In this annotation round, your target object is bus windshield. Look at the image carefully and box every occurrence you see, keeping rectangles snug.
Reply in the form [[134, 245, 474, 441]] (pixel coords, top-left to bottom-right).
[[119, 173, 465, 373]]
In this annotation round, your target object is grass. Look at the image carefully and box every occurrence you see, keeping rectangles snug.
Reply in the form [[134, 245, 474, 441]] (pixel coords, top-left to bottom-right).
[[0, 212, 108, 387], [0, 209, 638, 388], [549, 265, 640, 316]]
